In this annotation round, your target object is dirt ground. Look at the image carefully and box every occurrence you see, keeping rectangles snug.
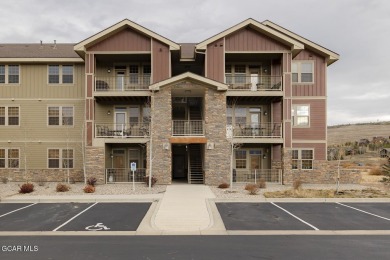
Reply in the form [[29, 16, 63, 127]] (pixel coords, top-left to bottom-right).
[[328, 123, 390, 145]]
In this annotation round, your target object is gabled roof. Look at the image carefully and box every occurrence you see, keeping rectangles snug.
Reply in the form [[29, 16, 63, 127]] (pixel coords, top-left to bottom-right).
[[149, 72, 228, 91], [74, 19, 180, 54], [196, 18, 304, 56], [262, 20, 339, 65]]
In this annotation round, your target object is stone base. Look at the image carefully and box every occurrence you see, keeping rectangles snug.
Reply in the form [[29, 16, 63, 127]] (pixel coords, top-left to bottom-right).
[[85, 146, 105, 184], [0, 169, 84, 183]]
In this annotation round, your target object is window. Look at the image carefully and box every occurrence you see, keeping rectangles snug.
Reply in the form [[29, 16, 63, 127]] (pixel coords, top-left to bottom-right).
[[0, 106, 19, 126], [48, 65, 73, 84], [0, 65, 20, 84], [292, 61, 314, 83], [48, 149, 73, 168], [129, 107, 140, 127], [143, 65, 151, 85], [0, 148, 19, 168], [48, 106, 73, 126], [292, 105, 310, 127], [226, 107, 232, 125], [235, 65, 246, 84], [142, 105, 150, 124], [292, 149, 314, 170], [235, 108, 247, 125], [129, 65, 139, 84], [235, 150, 247, 169], [225, 65, 232, 84]]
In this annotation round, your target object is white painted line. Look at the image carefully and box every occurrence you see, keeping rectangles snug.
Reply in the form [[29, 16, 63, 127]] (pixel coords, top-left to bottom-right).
[[271, 202, 319, 231], [336, 202, 390, 221], [52, 202, 98, 232], [0, 203, 37, 218]]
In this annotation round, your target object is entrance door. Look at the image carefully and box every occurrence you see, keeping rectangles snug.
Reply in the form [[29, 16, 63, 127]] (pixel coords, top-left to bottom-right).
[[113, 149, 125, 182], [172, 145, 187, 181], [250, 150, 262, 181], [115, 111, 126, 135], [116, 71, 125, 91], [249, 108, 261, 136]]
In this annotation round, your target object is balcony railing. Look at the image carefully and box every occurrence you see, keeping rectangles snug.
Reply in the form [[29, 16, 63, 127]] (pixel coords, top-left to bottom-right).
[[172, 120, 204, 136], [95, 76, 151, 91], [106, 168, 146, 183], [225, 75, 282, 91], [227, 123, 282, 138], [233, 169, 282, 184], [95, 123, 150, 138]]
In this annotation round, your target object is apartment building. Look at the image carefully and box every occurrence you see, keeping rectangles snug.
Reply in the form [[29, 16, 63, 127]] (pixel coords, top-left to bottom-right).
[[0, 18, 339, 185]]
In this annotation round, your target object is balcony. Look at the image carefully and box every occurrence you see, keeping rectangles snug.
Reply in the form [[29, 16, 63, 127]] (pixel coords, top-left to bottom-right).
[[226, 75, 282, 91], [172, 120, 204, 136], [95, 123, 150, 138], [227, 123, 282, 138], [95, 76, 151, 92]]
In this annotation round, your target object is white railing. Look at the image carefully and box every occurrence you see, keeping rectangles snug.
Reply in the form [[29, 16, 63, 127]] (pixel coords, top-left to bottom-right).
[[228, 123, 282, 138], [225, 75, 282, 91], [233, 169, 282, 184], [172, 120, 204, 136], [95, 123, 150, 138], [105, 168, 146, 183], [95, 76, 151, 91]]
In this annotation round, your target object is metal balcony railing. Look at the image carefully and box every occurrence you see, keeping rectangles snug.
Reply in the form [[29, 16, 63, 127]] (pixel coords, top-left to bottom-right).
[[95, 123, 150, 138], [227, 123, 282, 138], [95, 76, 151, 91], [106, 168, 146, 183], [233, 169, 282, 184], [225, 75, 282, 91], [172, 120, 204, 136]]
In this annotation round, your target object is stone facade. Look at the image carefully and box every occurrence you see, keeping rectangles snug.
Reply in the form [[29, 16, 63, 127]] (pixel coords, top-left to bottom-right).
[[150, 87, 172, 184], [203, 88, 230, 185], [0, 169, 84, 183], [85, 146, 105, 183]]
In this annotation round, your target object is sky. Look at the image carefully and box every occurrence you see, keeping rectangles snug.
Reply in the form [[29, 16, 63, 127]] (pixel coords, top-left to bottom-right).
[[1, 0, 389, 125]]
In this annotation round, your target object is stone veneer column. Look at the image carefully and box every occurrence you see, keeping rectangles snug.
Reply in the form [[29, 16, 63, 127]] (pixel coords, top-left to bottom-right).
[[85, 146, 105, 183], [151, 88, 172, 184], [204, 89, 230, 185], [282, 148, 294, 184]]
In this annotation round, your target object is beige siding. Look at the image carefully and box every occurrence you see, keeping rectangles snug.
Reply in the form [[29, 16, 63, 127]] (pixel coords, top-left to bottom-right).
[[0, 64, 85, 99], [292, 143, 326, 160], [225, 27, 289, 52], [206, 39, 224, 82], [292, 99, 326, 140], [87, 28, 151, 52], [292, 50, 326, 96], [152, 39, 170, 82]]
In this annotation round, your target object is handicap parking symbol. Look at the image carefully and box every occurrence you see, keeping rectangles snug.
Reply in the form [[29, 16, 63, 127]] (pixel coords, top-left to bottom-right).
[[85, 223, 111, 231]]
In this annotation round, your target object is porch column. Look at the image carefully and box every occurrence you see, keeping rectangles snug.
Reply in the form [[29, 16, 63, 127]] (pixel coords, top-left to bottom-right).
[[85, 53, 95, 146]]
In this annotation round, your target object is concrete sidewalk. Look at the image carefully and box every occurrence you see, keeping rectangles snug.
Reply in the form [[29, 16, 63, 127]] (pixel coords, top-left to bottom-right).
[[152, 184, 216, 232]]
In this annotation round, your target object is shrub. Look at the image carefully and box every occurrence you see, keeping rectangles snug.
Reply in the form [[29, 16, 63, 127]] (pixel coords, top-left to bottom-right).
[[369, 167, 383, 176], [83, 185, 95, 193], [1, 177, 8, 184], [245, 183, 259, 195], [293, 179, 303, 190], [19, 183, 34, 194], [218, 182, 229, 189], [258, 178, 266, 189], [87, 177, 97, 187], [144, 176, 157, 187], [56, 183, 70, 192]]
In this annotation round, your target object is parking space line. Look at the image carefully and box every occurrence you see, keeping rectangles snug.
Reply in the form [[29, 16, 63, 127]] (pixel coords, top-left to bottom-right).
[[336, 202, 390, 221], [52, 202, 98, 232], [270, 202, 319, 231], [0, 203, 37, 218]]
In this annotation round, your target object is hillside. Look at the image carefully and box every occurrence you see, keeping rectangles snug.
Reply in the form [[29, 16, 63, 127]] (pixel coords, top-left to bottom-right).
[[327, 122, 390, 146]]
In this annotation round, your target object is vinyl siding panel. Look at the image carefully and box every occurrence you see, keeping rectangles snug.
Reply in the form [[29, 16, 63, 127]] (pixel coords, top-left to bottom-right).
[[225, 27, 290, 52], [292, 99, 326, 140], [206, 39, 224, 82], [87, 28, 151, 52], [152, 39, 170, 82], [292, 50, 326, 97], [292, 143, 326, 160]]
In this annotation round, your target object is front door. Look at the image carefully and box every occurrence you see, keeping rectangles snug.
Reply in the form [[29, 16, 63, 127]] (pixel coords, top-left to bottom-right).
[[115, 111, 126, 135], [250, 150, 262, 181], [249, 108, 261, 136], [116, 71, 125, 91], [113, 149, 125, 182]]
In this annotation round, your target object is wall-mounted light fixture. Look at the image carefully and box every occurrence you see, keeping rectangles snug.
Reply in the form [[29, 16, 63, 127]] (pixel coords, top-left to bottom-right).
[[107, 68, 111, 73], [264, 111, 268, 116], [107, 110, 111, 115], [110, 153, 114, 159], [263, 154, 267, 159], [163, 143, 170, 150]]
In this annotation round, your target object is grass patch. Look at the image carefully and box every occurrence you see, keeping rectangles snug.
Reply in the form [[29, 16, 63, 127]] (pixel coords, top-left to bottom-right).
[[264, 188, 390, 198]]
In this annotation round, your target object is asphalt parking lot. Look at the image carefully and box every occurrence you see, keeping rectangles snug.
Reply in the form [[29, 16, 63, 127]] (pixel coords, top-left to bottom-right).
[[217, 202, 390, 230], [0, 203, 151, 232]]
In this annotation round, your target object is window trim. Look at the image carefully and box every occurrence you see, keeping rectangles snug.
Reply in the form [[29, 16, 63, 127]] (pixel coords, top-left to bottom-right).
[[47, 64, 74, 85], [0, 105, 20, 126], [292, 60, 314, 84], [47, 148, 74, 169], [47, 105, 74, 127], [292, 104, 310, 128], [0, 148, 20, 168], [0, 65, 20, 85], [292, 148, 314, 170]]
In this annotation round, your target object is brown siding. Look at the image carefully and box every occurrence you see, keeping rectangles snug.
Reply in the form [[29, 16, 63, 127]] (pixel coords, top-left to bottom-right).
[[206, 39, 224, 82], [225, 27, 290, 52], [292, 50, 326, 96], [292, 143, 326, 160], [152, 39, 170, 82], [272, 100, 282, 123], [292, 99, 326, 140], [87, 28, 151, 52], [272, 144, 282, 161]]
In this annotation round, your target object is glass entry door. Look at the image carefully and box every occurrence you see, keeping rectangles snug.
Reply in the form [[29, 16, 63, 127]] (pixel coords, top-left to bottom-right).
[[249, 108, 261, 136], [115, 111, 126, 135], [250, 150, 262, 180], [116, 71, 125, 91]]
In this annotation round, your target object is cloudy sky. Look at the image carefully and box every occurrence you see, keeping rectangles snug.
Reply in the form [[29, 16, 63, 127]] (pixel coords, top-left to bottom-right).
[[1, 0, 389, 125]]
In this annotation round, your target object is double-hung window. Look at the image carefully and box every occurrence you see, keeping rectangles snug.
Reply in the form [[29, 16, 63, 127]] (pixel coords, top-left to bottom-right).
[[292, 149, 314, 170], [48, 149, 73, 168], [0, 148, 19, 168], [292, 61, 314, 83], [0, 106, 19, 126], [48, 106, 73, 126], [0, 65, 20, 84], [48, 65, 73, 84], [235, 150, 247, 169], [292, 105, 310, 127]]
